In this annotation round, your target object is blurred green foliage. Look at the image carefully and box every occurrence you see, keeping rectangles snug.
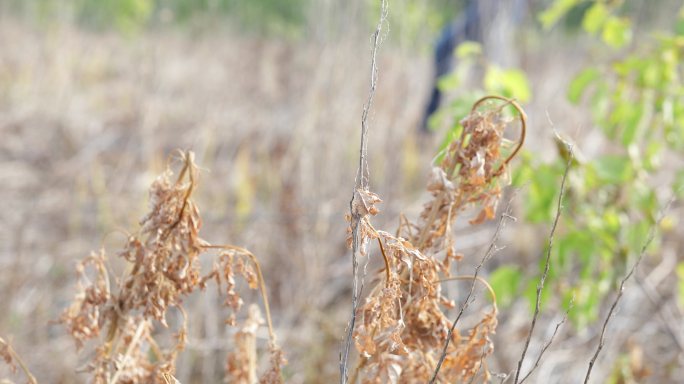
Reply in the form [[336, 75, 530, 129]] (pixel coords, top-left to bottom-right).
[[436, 0, 684, 327], [519, 0, 684, 326], [366, 0, 465, 51], [0, 0, 311, 36], [1, 0, 469, 40]]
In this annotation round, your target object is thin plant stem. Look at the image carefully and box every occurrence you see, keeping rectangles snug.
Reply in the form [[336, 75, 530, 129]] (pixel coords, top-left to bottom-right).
[[583, 192, 678, 384], [341, 2, 389, 383], [0, 336, 37, 384], [513, 120, 572, 384]]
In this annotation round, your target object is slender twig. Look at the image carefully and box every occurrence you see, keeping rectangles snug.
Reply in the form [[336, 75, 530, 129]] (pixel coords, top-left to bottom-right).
[[583, 193, 678, 384], [513, 119, 573, 384], [341, 2, 389, 383], [0, 336, 37, 384], [635, 270, 684, 351], [518, 293, 575, 384], [429, 184, 525, 383]]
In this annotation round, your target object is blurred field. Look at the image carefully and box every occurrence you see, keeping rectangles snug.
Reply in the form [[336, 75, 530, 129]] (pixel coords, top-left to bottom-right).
[[1, 1, 683, 383]]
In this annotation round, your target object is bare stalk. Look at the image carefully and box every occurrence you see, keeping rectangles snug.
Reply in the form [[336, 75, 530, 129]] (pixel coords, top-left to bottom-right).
[[429, 185, 524, 383], [513, 122, 573, 384], [341, 2, 389, 383], [518, 293, 574, 384], [583, 193, 678, 384]]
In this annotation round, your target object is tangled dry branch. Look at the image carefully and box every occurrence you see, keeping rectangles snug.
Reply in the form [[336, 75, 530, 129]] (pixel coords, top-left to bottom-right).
[[344, 96, 527, 384], [56, 150, 284, 384]]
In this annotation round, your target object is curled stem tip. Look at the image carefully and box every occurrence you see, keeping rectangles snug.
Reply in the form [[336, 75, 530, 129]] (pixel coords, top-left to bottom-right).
[[470, 95, 527, 166]]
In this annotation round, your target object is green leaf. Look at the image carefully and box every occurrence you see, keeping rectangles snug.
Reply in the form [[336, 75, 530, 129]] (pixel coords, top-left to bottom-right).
[[489, 266, 523, 308], [591, 81, 611, 130], [455, 41, 483, 58], [674, 169, 684, 197], [619, 103, 644, 147], [601, 16, 632, 49], [628, 181, 657, 213], [501, 69, 532, 103], [568, 68, 600, 104], [437, 72, 460, 92], [484, 67, 532, 103], [677, 6, 684, 36], [582, 3, 609, 35], [525, 165, 559, 223], [592, 155, 633, 184], [538, 0, 582, 30], [676, 263, 684, 308], [568, 280, 600, 329], [627, 220, 652, 255], [644, 141, 663, 172], [558, 231, 595, 269]]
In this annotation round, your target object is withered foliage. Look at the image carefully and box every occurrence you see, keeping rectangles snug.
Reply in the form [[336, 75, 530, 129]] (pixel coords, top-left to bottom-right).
[[56, 150, 284, 383], [0, 336, 36, 384], [225, 304, 263, 384], [347, 97, 525, 383], [0, 338, 17, 376]]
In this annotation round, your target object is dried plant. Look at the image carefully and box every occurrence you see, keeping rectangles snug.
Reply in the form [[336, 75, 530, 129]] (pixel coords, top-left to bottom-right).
[[225, 304, 263, 384], [56, 150, 284, 383], [0, 336, 37, 384], [345, 96, 526, 384]]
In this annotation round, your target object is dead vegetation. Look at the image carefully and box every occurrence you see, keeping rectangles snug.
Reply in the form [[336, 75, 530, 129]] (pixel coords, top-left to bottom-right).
[[344, 96, 526, 384], [1, 2, 683, 383], [53, 150, 284, 383]]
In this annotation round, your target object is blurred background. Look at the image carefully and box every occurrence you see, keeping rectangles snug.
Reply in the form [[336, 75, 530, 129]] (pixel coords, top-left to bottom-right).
[[1, 0, 683, 383]]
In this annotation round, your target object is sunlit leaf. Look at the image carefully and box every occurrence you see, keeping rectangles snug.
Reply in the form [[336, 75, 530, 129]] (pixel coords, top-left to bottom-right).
[[568, 67, 600, 104], [489, 266, 522, 308], [676, 263, 684, 308], [592, 155, 633, 184], [582, 3, 609, 35], [484, 67, 532, 103], [437, 72, 460, 92], [538, 0, 583, 30], [601, 16, 632, 49], [455, 41, 483, 58]]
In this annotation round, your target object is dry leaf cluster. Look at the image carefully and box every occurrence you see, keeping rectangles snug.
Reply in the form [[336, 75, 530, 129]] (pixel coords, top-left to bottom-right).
[[347, 97, 526, 384], [55, 150, 285, 384]]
